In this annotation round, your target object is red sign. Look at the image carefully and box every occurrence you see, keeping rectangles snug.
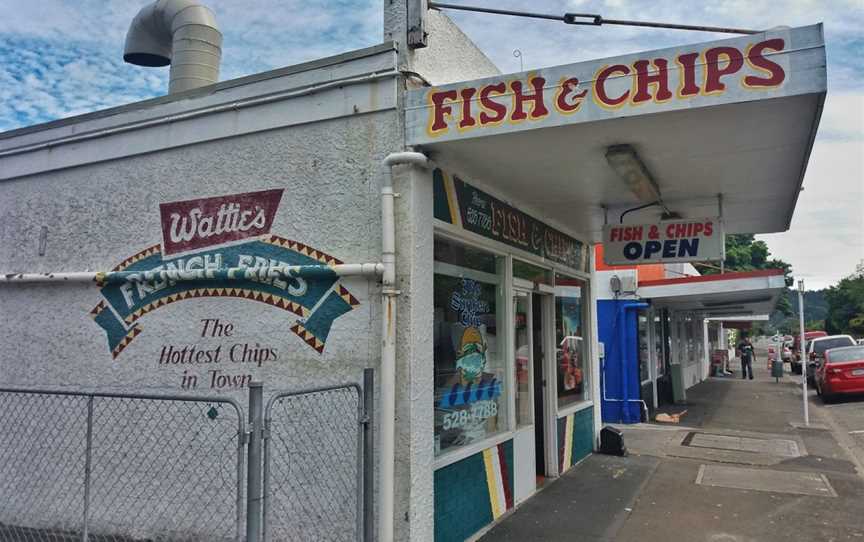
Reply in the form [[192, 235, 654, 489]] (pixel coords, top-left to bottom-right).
[[159, 189, 284, 256]]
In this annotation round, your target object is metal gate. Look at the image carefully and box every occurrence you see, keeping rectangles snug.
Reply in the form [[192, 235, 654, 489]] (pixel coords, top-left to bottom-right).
[[259, 370, 373, 542], [0, 369, 374, 542], [0, 388, 246, 542]]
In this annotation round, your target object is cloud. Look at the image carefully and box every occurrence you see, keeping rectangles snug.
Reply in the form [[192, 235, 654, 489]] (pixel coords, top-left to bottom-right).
[[756, 92, 864, 289], [0, 0, 382, 130]]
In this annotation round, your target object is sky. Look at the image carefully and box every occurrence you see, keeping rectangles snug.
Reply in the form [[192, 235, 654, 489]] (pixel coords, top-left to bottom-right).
[[0, 0, 861, 290]]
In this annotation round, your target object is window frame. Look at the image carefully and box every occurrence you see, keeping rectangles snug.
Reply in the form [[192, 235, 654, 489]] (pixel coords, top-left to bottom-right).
[[431, 224, 596, 470], [432, 238, 509, 461]]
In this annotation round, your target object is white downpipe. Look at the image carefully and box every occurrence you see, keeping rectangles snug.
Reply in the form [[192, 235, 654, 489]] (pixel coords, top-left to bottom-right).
[[0, 263, 384, 284], [600, 359, 650, 423], [379, 151, 427, 542]]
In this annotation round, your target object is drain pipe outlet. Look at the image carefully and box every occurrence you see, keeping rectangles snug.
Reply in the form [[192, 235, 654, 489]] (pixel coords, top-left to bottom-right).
[[379, 151, 428, 542], [124, 0, 223, 93]]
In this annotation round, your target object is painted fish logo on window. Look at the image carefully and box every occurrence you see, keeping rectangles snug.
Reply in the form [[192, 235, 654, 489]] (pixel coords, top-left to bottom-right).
[[449, 278, 490, 328]]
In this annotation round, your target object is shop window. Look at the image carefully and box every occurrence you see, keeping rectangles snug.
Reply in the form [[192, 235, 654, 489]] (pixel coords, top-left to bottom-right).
[[514, 292, 532, 427], [513, 259, 553, 285], [434, 237, 497, 274], [638, 312, 650, 383], [654, 313, 666, 377], [686, 315, 696, 365], [434, 237, 507, 456], [555, 274, 589, 408]]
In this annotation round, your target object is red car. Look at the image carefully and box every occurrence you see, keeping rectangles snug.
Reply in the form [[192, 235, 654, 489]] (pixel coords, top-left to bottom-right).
[[815, 345, 864, 402], [791, 330, 827, 374]]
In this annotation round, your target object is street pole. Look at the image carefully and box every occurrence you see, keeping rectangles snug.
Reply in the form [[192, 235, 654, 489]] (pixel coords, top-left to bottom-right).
[[797, 280, 809, 426]]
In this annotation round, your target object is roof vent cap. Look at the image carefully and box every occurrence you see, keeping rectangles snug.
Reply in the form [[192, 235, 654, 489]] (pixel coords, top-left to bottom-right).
[[124, 0, 222, 94]]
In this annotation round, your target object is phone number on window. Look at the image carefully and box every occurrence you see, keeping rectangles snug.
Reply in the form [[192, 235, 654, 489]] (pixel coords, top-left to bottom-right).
[[441, 400, 498, 430]]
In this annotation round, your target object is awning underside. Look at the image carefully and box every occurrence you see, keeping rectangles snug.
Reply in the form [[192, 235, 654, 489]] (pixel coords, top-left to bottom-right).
[[637, 271, 787, 317], [423, 93, 823, 243]]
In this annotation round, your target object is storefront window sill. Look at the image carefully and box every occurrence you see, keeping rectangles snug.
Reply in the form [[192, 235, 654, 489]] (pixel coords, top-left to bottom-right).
[[433, 431, 514, 471], [556, 400, 593, 419]]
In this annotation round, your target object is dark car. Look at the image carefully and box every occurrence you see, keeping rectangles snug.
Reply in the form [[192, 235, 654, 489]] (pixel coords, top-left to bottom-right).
[[815, 345, 864, 402]]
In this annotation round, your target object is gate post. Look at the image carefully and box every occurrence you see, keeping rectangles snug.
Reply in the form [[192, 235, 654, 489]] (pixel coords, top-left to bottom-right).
[[82, 395, 94, 542], [246, 382, 264, 542], [362, 368, 375, 542]]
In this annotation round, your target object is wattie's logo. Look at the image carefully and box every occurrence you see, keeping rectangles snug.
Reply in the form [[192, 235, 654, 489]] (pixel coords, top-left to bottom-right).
[[90, 189, 359, 359], [159, 189, 284, 256]]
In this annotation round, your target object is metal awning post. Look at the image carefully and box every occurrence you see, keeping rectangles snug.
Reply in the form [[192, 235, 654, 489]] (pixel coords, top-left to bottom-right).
[[797, 280, 809, 426]]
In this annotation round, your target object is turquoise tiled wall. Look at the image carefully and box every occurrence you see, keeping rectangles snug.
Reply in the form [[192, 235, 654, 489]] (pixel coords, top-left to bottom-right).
[[434, 440, 514, 542]]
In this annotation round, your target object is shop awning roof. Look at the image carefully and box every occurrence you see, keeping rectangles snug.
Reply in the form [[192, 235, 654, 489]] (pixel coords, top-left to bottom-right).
[[406, 25, 826, 243], [636, 269, 787, 317]]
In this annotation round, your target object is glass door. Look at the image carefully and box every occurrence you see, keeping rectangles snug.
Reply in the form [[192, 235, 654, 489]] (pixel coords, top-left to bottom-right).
[[512, 290, 536, 504], [514, 292, 533, 428]]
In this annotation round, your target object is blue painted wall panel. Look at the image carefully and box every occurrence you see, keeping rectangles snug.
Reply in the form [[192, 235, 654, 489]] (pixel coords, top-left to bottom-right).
[[598, 300, 642, 423]]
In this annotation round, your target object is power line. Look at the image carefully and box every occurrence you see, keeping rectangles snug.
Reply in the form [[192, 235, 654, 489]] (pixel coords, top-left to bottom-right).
[[428, 2, 761, 35]]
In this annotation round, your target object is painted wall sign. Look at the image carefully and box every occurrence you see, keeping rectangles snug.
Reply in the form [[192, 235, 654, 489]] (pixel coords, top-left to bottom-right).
[[91, 190, 359, 359], [602, 217, 724, 265], [433, 168, 588, 272], [159, 189, 284, 256], [406, 25, 825, 145]]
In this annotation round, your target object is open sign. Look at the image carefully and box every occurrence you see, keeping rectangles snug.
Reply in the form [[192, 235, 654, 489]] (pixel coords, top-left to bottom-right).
[[602, 218, 724, 265]]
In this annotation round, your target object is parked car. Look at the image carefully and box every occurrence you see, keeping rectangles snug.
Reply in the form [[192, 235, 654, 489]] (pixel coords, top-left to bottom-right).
[[791, 330, 827, 374], [806, 335, 857, 385], [815, 345, 864, 402]]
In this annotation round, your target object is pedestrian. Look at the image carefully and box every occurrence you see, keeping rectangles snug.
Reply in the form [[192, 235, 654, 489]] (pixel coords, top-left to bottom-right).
[[737, 335, 756, 380]]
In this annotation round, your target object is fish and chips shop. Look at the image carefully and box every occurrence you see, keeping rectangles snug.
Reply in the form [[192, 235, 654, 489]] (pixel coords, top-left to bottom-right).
[[0, 2, 826, 540]]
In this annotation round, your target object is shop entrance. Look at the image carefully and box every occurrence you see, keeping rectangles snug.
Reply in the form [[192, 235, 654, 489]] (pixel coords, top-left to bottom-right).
[[513, 289, 554, 504], [532, 292, 547, 481]]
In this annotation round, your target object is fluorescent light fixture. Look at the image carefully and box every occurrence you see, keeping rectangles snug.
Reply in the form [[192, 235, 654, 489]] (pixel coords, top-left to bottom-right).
[[605, 144, 663, 204]]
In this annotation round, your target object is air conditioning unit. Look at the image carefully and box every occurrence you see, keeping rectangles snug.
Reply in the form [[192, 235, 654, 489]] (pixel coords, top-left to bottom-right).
[[611, 274, 637, 296]]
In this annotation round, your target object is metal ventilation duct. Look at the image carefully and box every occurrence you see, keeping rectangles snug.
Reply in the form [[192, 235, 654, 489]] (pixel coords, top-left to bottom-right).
[[124, 0, 222, 94]]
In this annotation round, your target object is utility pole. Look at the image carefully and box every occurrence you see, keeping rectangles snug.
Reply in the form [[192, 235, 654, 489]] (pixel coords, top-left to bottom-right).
[[797, 280, 808, 426]]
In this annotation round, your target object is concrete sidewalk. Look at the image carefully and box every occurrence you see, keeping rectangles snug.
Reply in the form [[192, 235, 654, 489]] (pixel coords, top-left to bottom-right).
[[480, 363, 864, 542]]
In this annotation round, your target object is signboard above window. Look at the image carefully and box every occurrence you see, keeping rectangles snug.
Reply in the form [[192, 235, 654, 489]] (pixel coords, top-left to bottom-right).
[[433, 168, 588, 273], [602, 217, 724, 265], [405, 25, 825, 146]]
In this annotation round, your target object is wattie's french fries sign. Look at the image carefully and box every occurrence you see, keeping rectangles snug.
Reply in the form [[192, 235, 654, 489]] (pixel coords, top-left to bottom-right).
[[602, 218, 724, 265], [405, 25, 825, 145]]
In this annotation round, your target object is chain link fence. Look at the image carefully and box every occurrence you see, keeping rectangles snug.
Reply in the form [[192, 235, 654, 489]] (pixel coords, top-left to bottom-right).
[[0, 389, 245, 542], [0, 370, 373, 542], [262, 383, 369, 542]]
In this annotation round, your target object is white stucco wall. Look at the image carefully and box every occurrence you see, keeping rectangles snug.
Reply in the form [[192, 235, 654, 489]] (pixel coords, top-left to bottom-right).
[[384, 2, 500, 85], [0, 2, 506, 535], [392, 165, 435, 542], [0, 112, 395, 392], [0, 50, 408, 539]]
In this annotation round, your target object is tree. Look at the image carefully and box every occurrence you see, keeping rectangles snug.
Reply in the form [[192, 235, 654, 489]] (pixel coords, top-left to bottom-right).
[[701, 234, 794, 321], [824, 262, 864, 336]]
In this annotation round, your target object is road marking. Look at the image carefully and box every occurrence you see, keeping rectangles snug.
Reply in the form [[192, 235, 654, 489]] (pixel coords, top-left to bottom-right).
[[849, 430, 864, 435]]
